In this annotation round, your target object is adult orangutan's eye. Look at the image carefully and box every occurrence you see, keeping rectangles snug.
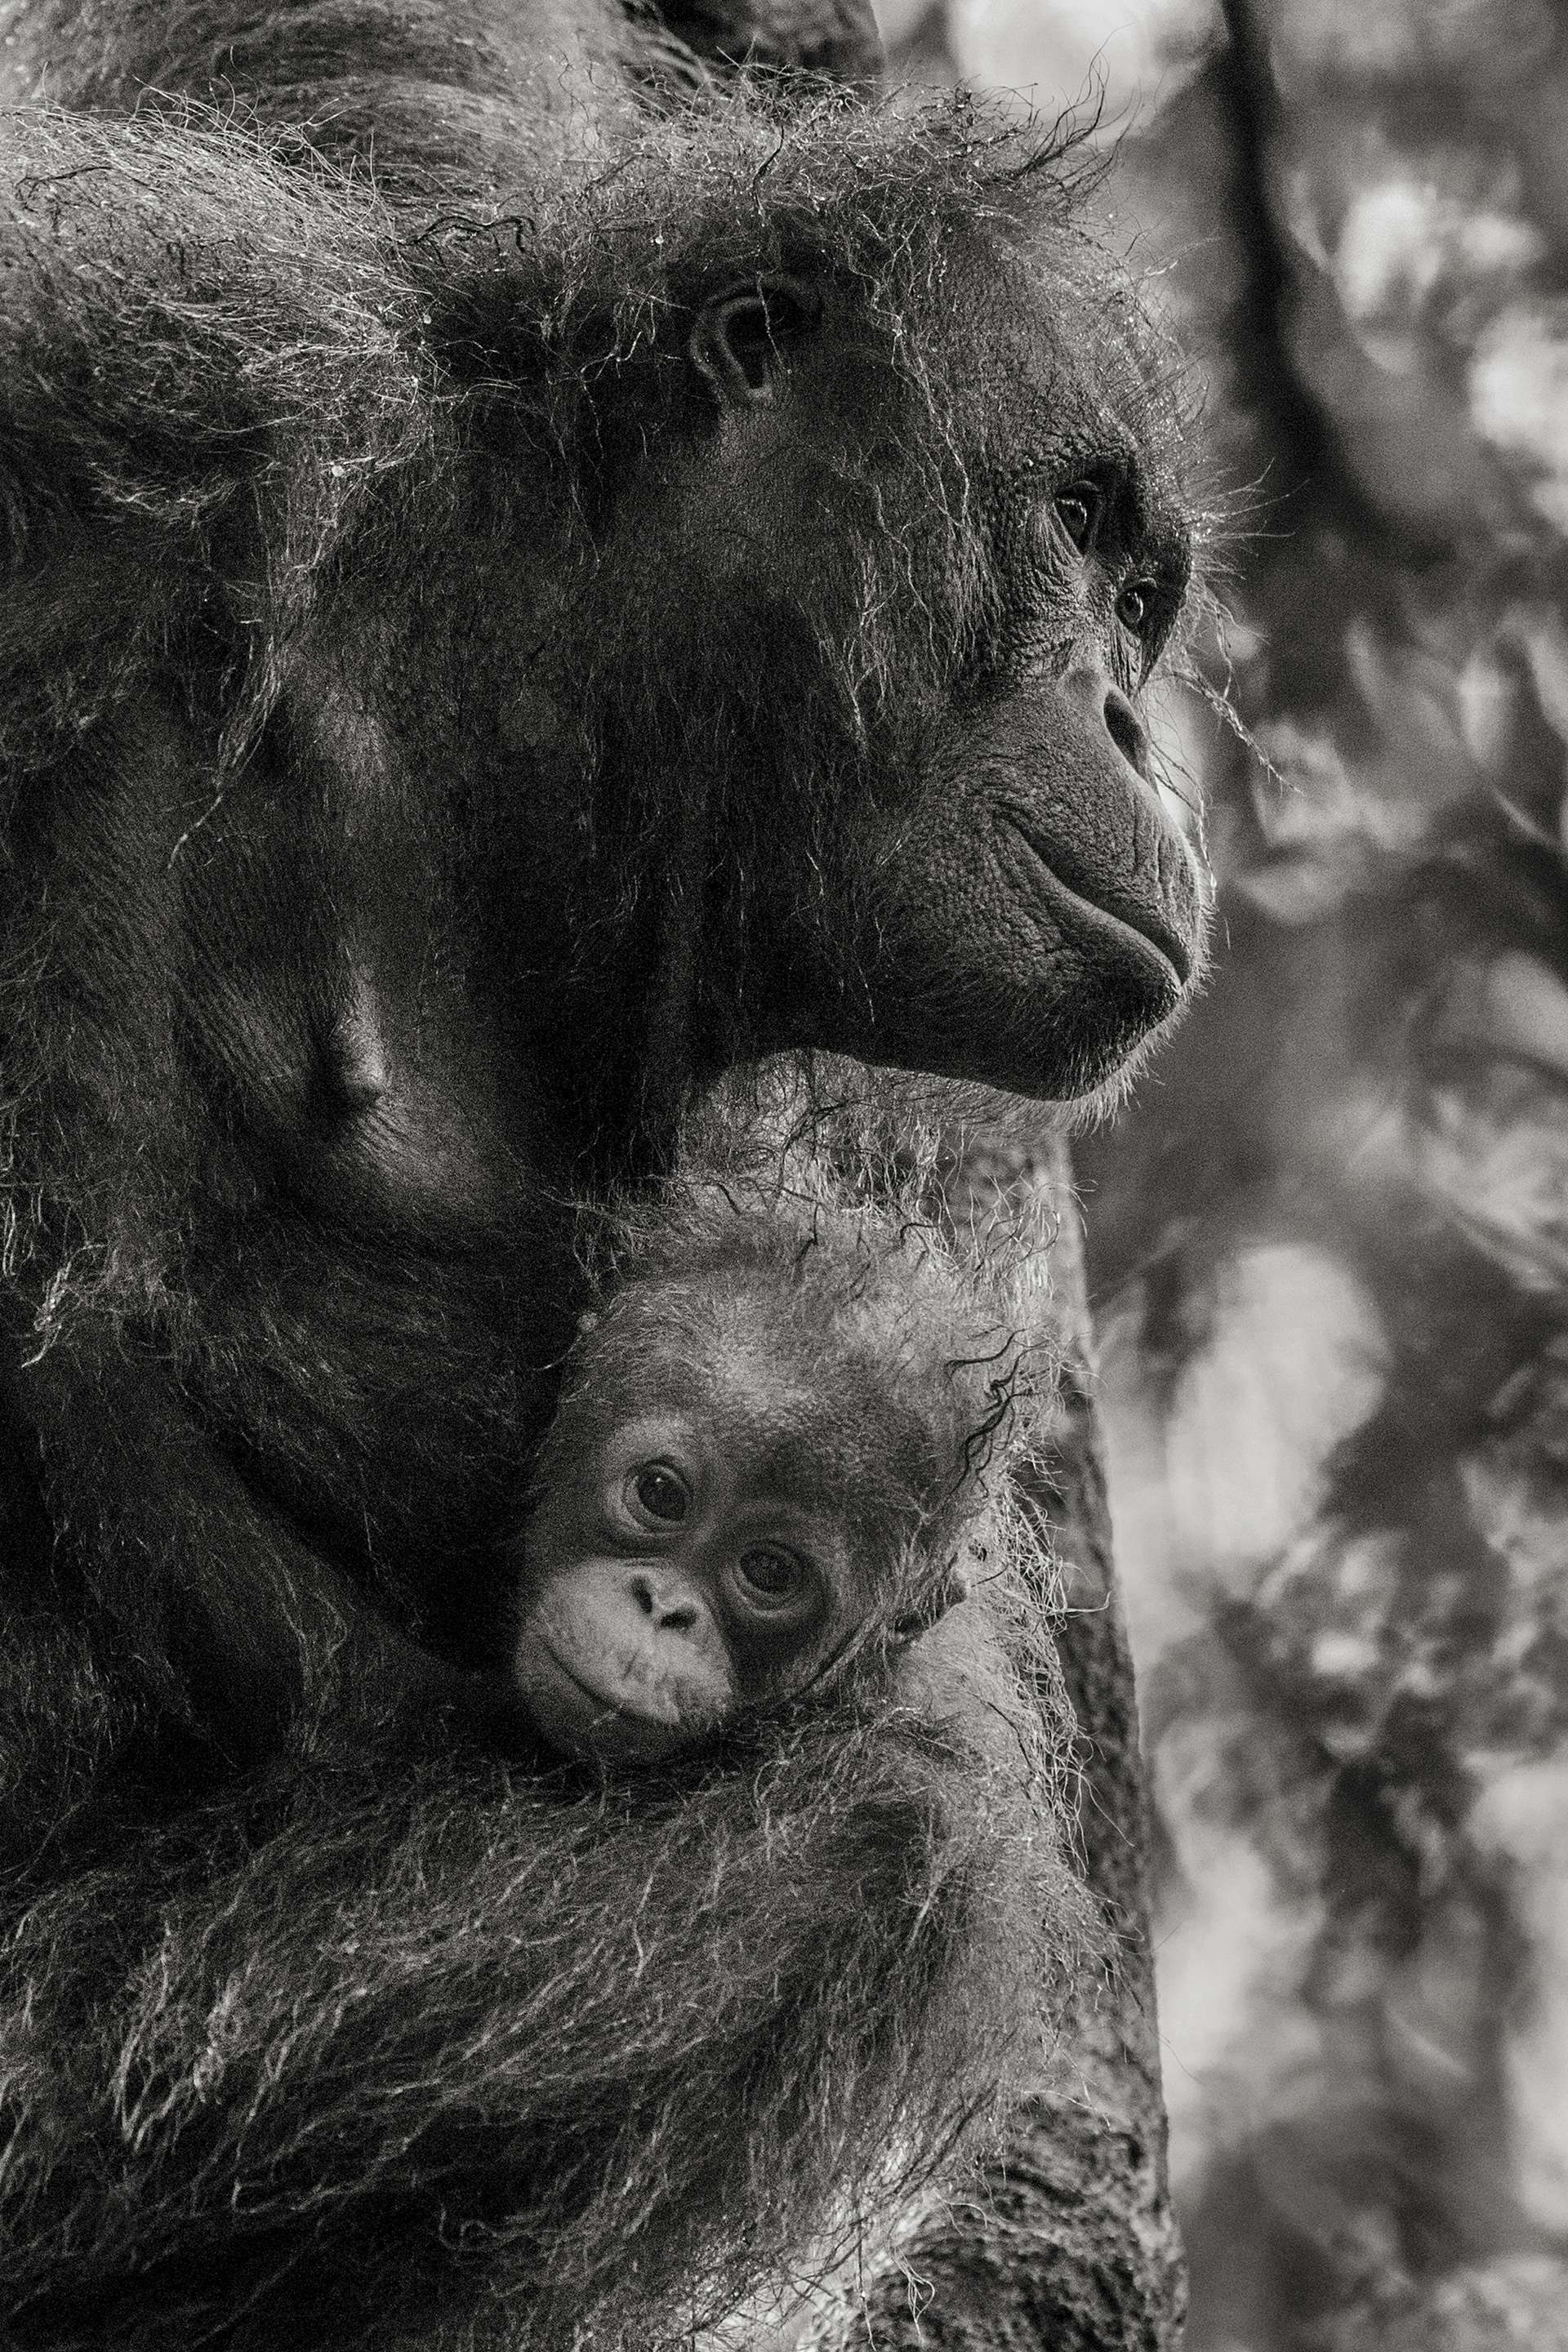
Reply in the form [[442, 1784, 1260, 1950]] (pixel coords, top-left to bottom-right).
[[627, 1463, 690, 1526], [1055, 479, 1102, 555], [1117, 578, 1154, 634]]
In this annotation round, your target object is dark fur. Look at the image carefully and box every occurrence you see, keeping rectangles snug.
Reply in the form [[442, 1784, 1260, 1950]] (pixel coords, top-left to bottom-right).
[[0, 0, 881, 196], [0, 1694, 1089, 2350], [0, 3, 1196, 2341]]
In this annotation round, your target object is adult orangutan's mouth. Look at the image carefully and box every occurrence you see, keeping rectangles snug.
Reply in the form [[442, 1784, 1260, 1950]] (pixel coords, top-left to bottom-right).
[[1004, 813, 1194, 987]]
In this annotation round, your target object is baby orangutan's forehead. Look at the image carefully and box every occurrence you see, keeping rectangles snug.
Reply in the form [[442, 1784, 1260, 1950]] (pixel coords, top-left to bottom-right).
[[577, 1268, 979, 1520], [706, 1332, 962, 1521]]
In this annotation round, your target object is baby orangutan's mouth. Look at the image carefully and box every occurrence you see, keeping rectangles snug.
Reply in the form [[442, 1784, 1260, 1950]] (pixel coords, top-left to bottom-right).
[[534, 1639, 680, 1728], [534, 1642, 627, 1719], [521, 1636, 714, 1767]]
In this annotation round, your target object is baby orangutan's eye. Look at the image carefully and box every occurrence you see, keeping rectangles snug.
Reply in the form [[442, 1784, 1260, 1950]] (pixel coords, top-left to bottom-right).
[[733, 1545, 813, 1610], [626, 1462, 691, 1526]]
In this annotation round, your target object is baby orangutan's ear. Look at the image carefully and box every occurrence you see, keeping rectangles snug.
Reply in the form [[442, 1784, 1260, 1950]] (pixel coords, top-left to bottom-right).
[[575, 1308, 600, 1339]]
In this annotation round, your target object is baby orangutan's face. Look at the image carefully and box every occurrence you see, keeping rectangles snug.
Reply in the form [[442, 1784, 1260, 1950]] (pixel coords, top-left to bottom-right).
[[514, 1389, 867, 1762]]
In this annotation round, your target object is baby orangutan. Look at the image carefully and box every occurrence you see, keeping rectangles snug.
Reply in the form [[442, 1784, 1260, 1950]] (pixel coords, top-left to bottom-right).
[[512, 1184, 1014, 1762]]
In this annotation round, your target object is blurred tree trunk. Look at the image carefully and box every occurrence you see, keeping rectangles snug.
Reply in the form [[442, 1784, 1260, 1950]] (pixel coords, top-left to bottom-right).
[[808, 1133, 1186, 2352]]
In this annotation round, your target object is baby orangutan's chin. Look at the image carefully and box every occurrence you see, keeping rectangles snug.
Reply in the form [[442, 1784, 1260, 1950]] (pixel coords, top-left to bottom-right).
[[514, 1632, 724, 1764]]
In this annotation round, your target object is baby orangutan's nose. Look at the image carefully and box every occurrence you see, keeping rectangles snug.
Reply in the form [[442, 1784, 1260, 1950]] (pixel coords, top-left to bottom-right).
[[630, 1568, 702, 1633]]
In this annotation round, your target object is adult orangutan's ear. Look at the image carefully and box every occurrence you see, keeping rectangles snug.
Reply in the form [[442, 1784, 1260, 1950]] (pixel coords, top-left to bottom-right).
[[690, 275, 821, 408]]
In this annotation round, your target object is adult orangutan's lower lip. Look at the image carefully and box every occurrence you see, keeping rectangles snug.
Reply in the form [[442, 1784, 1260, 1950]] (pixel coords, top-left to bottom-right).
[[1004, 813, 1192, 986]]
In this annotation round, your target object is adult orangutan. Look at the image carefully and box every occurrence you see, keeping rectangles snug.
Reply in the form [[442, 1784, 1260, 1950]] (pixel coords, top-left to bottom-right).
[[0, 1, 1205, 2342]]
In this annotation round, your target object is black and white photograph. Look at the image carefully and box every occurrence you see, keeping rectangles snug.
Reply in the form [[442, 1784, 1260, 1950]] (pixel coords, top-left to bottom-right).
[[2, 2, 1564, 2345]]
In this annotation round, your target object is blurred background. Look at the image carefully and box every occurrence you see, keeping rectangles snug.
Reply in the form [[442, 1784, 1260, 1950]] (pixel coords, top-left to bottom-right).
[[871, 3, 1568, 2346]]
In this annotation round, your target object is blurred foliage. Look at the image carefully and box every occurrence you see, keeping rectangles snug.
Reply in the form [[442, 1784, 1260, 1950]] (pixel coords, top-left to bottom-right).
[[879, 2, 1568, 2345]]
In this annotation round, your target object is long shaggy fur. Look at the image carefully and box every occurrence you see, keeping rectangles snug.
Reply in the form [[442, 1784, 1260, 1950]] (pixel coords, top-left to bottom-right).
[[0, 21, 1164, 2342], [0, 1648, 1089, 2349]]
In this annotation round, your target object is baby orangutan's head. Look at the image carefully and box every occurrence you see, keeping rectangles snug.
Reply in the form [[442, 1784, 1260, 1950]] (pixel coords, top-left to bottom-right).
[[512, 1192, 1018, 1762]]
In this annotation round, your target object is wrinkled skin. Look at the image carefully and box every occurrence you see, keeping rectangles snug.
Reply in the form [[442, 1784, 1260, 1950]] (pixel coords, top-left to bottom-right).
[[590, 259, 1201, 1111]]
